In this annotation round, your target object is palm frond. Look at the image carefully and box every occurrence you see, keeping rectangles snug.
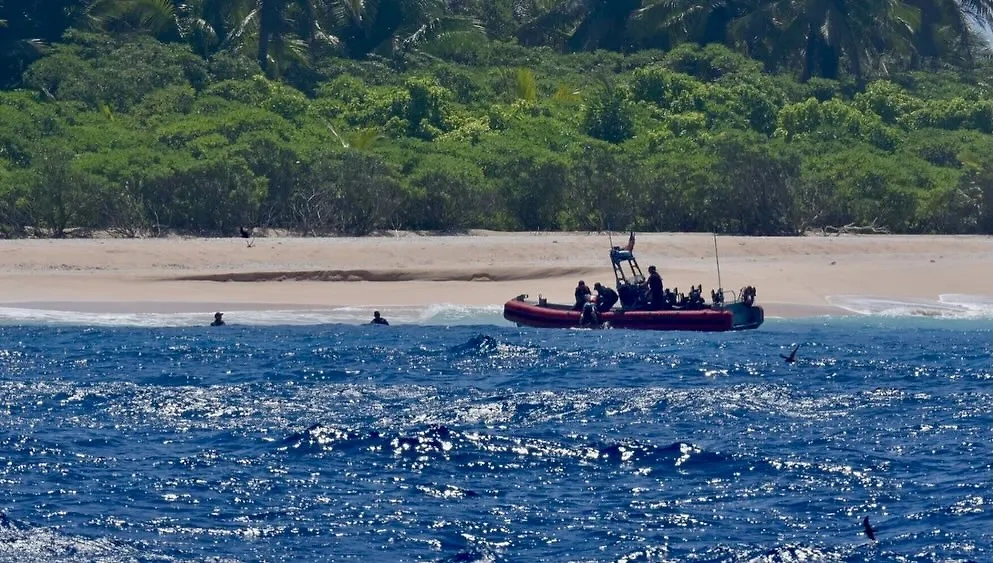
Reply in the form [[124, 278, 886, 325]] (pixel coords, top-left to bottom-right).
[[350, 127, 383, 151], [516, 0, 589, 46], [312, 26, 343, 49], [135, 0, 179, 32], [223, 7, 259, 50], [552, 85, 582, 103], [266, 33, 310, 76], [629, 0, 711, 38], [515, 68, 538, 102], [959, 0, 993, 27], [397, 15, 483, 52]]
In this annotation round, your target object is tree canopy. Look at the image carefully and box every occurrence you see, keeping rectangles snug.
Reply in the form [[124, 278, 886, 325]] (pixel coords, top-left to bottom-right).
[[1, 0, 993, 237]]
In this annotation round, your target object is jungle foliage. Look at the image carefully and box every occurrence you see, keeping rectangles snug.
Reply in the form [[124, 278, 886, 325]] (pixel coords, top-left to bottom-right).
[[2, 0, 993, 236]]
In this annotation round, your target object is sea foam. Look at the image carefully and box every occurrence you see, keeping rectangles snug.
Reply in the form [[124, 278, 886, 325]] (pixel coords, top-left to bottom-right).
[[3, 294, 991, 327], [827, 294, 993, 319], [0, 304, 509, 328]]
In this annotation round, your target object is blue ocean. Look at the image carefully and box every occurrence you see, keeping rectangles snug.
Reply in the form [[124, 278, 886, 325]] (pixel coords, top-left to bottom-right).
[[1, 303, 992, 562]]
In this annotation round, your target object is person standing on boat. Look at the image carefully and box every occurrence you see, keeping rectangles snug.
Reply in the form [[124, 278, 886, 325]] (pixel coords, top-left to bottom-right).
[[593, 282, 618, 313], [646, 266, 664, 309], [574, 280, 591, 310]]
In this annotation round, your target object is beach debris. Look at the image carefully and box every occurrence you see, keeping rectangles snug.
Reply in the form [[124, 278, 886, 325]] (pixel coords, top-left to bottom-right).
[[239, 226, 256, 247], [819, 218, 891, 236]]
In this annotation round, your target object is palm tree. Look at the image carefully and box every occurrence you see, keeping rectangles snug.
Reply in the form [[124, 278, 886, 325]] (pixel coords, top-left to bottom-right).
[[516, 0, 642, 51], [325, 0, 479, 59], [89, 0, 324, 74], [0, 0, 95, 87], [627, 0, 751, 47], [757, 0, 915, 81], [225, 0, 472, 74], [906, 0, 993, 64], [515, 0, 767, 53]]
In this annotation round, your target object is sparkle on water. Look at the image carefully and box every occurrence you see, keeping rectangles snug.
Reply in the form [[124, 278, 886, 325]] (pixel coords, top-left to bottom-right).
[[1, 307, 991, 562]]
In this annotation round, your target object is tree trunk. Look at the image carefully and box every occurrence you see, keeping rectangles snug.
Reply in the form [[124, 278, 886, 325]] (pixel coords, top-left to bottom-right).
[[702, 6, 731, 45], [822, 42, 840, 80], [258, 0, 277, 76], [801, 24, 817, 82], [912, 1, 941, 66]]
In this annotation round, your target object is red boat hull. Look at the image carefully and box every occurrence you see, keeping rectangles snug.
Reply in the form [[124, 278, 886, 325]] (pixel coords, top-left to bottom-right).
[[503, 299, 763, 332]]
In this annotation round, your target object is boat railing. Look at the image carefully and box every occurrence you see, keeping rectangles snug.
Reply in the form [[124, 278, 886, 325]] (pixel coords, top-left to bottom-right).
[[711, 287, 758, 307]]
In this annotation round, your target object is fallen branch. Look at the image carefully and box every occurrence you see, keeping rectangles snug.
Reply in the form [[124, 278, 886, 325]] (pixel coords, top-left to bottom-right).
[[822, 218, 890, 236]]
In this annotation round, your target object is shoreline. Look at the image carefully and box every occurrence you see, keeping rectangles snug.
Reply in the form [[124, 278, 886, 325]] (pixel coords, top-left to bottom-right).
[[1, 233, 990, 321], [0, 298, 853, 318], [0, 299, 852, 320]]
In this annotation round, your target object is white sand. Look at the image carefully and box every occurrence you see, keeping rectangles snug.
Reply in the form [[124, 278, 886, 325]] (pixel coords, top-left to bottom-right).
[[1, 232, 991, 318]]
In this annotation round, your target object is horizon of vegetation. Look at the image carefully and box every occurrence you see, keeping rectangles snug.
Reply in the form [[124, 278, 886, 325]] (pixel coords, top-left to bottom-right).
[[2, 0, 993, 238]]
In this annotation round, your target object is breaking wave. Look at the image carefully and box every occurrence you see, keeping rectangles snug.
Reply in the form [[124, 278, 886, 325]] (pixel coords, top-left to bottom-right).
[[827, 294, 993, 319], [3, 293, 992, 328], [0, 303, 509, 328]]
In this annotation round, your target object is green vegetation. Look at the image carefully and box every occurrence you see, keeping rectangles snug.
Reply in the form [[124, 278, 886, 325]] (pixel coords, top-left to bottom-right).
[[2, 0, 993, 236]]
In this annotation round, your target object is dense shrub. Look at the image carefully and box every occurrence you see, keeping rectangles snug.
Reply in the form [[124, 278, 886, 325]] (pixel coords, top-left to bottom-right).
[[3, 34, 993, 236]]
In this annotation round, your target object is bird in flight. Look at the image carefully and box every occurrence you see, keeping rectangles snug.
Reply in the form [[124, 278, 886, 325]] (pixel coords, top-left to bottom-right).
[[780, 344, 800, 363], [862, 516, 877, 541]]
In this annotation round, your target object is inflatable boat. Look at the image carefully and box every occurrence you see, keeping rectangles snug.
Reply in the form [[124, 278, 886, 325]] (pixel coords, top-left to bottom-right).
[[502, 233, 764, 332]]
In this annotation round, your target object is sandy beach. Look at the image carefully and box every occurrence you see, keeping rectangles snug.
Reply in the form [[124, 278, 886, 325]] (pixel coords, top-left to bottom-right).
[[1, 232, 991, 319]]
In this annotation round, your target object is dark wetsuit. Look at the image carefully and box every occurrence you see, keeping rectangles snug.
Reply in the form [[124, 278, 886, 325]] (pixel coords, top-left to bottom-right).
[[371, 317, 389, 325], [647, 271, 663, 308], [574, 284, 591, 310], [210, 319, 225, 326], [596, 287, 618, 313]]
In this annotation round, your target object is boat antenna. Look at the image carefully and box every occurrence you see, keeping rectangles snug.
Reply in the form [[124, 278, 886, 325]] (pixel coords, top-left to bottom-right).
[[713, 232, 723, 294]]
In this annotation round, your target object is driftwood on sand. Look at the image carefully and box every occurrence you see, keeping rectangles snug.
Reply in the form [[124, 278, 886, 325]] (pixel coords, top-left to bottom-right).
[[818, 218, 891, 236]]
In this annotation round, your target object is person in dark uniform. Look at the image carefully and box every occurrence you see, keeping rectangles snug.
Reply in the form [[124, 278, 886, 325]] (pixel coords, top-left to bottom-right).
[[573, 280, 591, 310], [370, 311, 389, 325], [210, 312, 225, 326], [592, 282, 618, 313], [646, 265, 663, 309]]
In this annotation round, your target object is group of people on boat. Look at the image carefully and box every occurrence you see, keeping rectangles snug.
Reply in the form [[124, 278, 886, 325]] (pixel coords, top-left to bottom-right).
[[573, 264, 713, 319]]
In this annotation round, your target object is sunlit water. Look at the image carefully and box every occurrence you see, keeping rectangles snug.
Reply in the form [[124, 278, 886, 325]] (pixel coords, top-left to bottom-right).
[[1, 305, 992, 562]]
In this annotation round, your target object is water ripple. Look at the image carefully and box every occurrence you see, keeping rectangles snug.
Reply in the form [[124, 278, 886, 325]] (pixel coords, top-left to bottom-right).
[[0, 319, 991, 561]]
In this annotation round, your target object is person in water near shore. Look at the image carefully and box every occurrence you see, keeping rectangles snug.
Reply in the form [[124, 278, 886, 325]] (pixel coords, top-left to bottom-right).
[[210, 312, 225, 326], [574, 280, 591, 311], [371, 311, 389, 325], [593, 282, 618, 313]]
